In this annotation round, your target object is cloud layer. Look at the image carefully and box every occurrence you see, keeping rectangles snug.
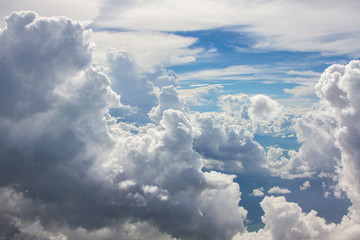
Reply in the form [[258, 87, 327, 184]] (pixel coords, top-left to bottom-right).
[[1, 10, 360, 240], [93, 0, 360, 55]]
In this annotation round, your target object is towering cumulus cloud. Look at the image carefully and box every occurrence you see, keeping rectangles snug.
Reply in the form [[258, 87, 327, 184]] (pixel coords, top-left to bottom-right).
[[0, 11, 247, 240], [2, 10, 360, 240]]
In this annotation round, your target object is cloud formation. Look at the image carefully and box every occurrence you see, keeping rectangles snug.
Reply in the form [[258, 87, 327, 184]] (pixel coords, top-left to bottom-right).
[[93, 0, 360, 55], [252, 187, 265, 197], [235, 60, 360, 240], [1, 9, 360, 240], [0, 11, 248, 240]]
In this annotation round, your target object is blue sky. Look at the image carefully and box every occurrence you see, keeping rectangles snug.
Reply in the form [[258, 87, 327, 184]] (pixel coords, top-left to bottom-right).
[[1, 1, 360, 239], [170, 28, 354, 110]]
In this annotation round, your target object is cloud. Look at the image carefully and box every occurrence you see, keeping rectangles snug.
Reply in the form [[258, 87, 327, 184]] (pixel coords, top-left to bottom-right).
[[268, 186, 291, 195], [314, 60, 360, 217], [148, 85, 186, 123], [191, 111, 268, 174], [287, 70, 321, 77], [0, 11, 249, 240], [90, 31, 202, 68], [235, 196, 335, 240], [238, 60, 360, 239], [177, 65, 264, 81], [300, 181, 311, 191], [283, 87, 316, 99], [249, 94, 283, 121], [105, 48, 159, 122], [218, 94, 283, 130], [93, 0, 360, 56], [2, 9, 360, 240], [252, 187, 265, 197], [177, 84, 223, 106], [108, 109, 248, 239], [0, 0, 100, 26]]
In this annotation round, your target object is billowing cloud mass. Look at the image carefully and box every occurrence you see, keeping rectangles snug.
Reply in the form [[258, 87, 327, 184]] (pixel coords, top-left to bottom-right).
[[0, 11, 247, 240], [1, 9, 360, 240]]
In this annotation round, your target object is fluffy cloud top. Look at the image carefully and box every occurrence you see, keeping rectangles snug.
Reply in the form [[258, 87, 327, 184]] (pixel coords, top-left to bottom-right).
[[268, 186, 291, 195], [218, 93, 282, 124]]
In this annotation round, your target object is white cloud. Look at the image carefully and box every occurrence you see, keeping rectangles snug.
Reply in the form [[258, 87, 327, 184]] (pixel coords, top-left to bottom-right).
[[283, 84, 317, 98], [252, 187, 265, 197], [287, 70, 321, 77], [177, 84, 223, 106], [218, 93, 283, 121], [177, 65, 264, 81], [249, 94, 283, 121], [0, 0, 100, 26], [218, 93, 283, 131], [314, 60, 360, 218], [91, 31, 202, 68], [105, 48, 159, 122], [235, 196, 335, 240], [300, 181, 311, 191], [148, 85, 186, 123], [268, 186, 291, 195], [191, 111, 267, 174], [93, 0, 360, 56]]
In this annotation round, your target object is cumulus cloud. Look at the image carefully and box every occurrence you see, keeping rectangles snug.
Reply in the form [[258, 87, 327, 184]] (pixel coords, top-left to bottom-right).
[[314, 60, 360, 218], [248, 94, 283, 122], [218, 93, 283, 126], [3, 8, 360, 240], [235, 196, 335, 240], [105, 48, 159, 122], [300, 181, 311, 191], [107, 109, 248, 239], [191, 111, 267, 174], [268, 186, 291, 195], [148, 85, 186, 123], [252, 187, 265, 197], [0, 11, 249, 240]]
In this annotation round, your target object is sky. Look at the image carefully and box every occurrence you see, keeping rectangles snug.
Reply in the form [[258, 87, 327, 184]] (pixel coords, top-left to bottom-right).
[[0, 1, 360, 239]]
